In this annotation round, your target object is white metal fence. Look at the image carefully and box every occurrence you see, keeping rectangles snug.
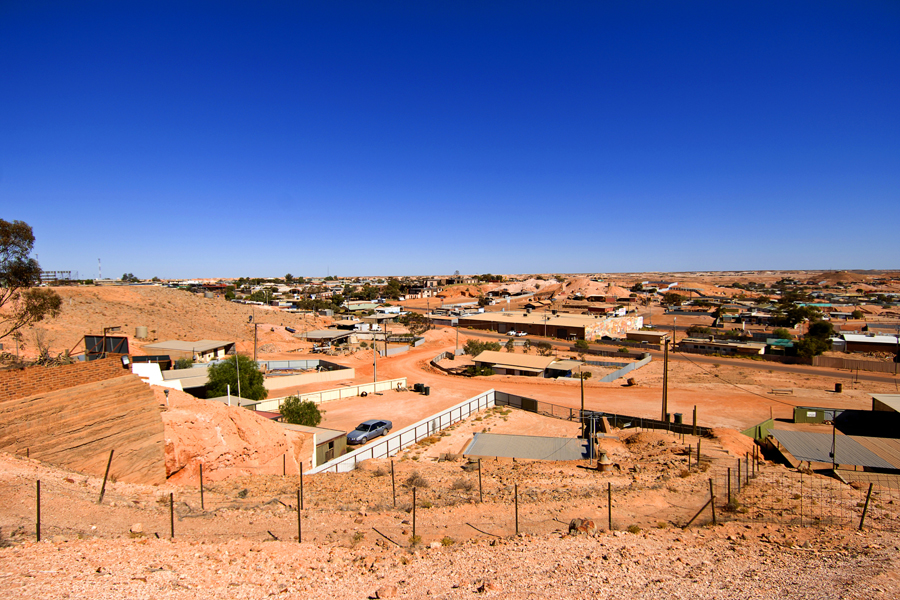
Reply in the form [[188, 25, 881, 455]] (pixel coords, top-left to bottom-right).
[[308, 389, 496, 474]]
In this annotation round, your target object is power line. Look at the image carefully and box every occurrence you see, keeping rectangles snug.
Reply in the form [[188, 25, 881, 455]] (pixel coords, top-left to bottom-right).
[[673, 349, 799, 408]]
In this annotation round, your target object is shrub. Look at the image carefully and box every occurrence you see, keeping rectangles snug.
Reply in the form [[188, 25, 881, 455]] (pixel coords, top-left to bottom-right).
[[174, 357, 194, 370], [451, 478, 474, 491], [279, 396, 323, 427], [405, 471, 429, 488], [441, 536, 455, 546], [408, 534, 422, 546], [627, 524, 642, 534]]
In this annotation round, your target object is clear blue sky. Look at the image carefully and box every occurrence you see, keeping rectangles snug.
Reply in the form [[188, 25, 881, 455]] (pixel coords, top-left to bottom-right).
[[2, 1, 898, 279]]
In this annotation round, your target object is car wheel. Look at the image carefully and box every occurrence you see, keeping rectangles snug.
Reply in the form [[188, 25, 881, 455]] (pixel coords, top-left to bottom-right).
[[360, 436, 367, 444]]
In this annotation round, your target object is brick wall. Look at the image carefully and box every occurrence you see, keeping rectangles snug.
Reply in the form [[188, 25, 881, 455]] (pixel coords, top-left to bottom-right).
[[0, 355, 131, 403]]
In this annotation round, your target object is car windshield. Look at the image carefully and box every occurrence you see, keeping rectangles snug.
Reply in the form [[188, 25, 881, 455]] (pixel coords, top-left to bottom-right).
[[356, 424, 372, 432]]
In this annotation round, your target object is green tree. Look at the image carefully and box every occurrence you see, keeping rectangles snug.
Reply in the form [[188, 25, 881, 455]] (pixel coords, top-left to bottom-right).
[[206, 354, 268, 401], [686, 325, 712, 338], [771, 328, 793, 340], [505, 338, 515, 352], [536, 341, 553, 356], [662, 292, 684, 306], [797, 337, 829, 358], [573, 339, 590, 352], [523, 339, 532, 353], [174, 357, 194, 369], [477, 295, 489, 307], [121, 273, 139, 282], [400, 312, 430, 336], [806, 320, 834, 341], [630, 282, 643, 292], [279, 396, 323, 426], [850, 309, 864, 320], [284, 273, 293, 284], [0, 219, 62, 342]]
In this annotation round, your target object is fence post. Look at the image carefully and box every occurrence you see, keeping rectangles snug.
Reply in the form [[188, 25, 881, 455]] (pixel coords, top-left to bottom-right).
[[283, 453, 286, 476], [697, 439, 701, 467], [859, 483, 874, 531], [412, 487, 417, 539], [692, 405, 697, 437], [478, 458, 483, 503], [98, 449, 114, 504], [297, 489, 302, 543], [169, 493, 175, 539], [391, 460, 396, 508], [514, 483, 519, 535], [199, 463, 204, 510], [36, 480, 41, 542], [745, 454, 749, 484], [300, 469, 304, 510], [728, 468, 732, 506], [709, 479, 716, 525], [737, 459, 741, 494], [607, 482, 612, 531]]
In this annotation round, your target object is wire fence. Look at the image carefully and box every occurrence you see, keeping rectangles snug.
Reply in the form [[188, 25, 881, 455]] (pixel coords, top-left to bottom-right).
[[14, 452, 900, 548]]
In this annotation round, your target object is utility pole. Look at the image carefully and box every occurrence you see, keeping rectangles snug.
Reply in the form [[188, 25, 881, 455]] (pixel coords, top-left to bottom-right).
[[580, 365, 585, 438], [661, 340, 669, 422], [235, 352, 242, 399]]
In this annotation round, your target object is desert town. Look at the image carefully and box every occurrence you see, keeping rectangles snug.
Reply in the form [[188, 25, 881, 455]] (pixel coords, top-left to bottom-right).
[[2, 263, 900, 599]]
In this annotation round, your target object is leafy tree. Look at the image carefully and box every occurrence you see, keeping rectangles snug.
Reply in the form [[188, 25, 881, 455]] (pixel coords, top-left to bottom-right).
[[686, 325, 712, 337], [797, 337, 829, 358], [121, 273, 139, 282], [400, 311, 429, 336], [477, 295, 489, 307], [523, 339, 532, 353], [536, 341, 553, 356], [151, 276, 160, 282], [771, 328, 793, 340], [174, 357, 194, 369], [662, 292, 684, 306], [505, 338, 515, 352], [850, 309, 864, 320], [0, 219, 62, 342], [573, 339, 590, 352], [463, 340, 501, 356], [630, 282, 643, 292], [806, 320, 834, 341], [284, 273, 293, 284], [280, 396, 323, 426], [206, 354, 268, 401]]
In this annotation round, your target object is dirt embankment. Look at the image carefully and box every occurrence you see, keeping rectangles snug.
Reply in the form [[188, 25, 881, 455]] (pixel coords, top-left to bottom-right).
[[158, 387, 313, 485]]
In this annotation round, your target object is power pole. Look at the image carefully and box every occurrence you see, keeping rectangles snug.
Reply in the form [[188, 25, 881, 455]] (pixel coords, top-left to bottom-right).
[[661, 340, 669, 422], [580, 365, 585, 438]]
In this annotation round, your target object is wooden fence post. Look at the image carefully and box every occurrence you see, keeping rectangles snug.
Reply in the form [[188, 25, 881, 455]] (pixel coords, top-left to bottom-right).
[[300, 469, 304, 510], [391, 460, 396, 508], [514, 483, 519, 535], [607, 482, 612, 531], [859, 483, 874, 531], [98, 449, 115, 504], [478, 458, 483, 503], [169, 493, 175, 539], [199, 463, 205, 510], [297, 489, 302, 543], [709, 479, 717, 525], [36, 480, 41, 542], [412, 487, 417, 539]]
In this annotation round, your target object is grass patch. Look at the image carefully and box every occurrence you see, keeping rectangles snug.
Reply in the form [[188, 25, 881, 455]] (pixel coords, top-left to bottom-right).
[[627, 524, 642, 534], [441, 536, 455, 546], [451, 478, 474, 491]]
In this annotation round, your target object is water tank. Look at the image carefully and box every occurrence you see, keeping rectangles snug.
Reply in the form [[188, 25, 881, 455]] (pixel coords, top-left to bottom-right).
[[204, 292, 214, 299], [135, 326, 148, 339]]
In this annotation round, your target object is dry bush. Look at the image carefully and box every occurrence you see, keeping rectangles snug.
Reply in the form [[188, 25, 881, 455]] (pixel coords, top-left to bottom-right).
[[405, 471, 429, 488], [451, 478, 474, 491]]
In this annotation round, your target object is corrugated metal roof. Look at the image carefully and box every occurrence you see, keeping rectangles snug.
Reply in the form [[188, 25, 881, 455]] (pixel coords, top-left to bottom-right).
[[853, 436, 900, 470], [770, 429, 895, 469], [144, 339, 234, 353], [463, 433, 588, 461], [473, 351, 556, 370], [842, 334, 899, 344], [872, 394, 900, 413]]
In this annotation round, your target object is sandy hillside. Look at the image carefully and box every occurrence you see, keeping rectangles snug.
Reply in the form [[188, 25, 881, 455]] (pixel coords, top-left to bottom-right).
[[9, 285, 332, 359]]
